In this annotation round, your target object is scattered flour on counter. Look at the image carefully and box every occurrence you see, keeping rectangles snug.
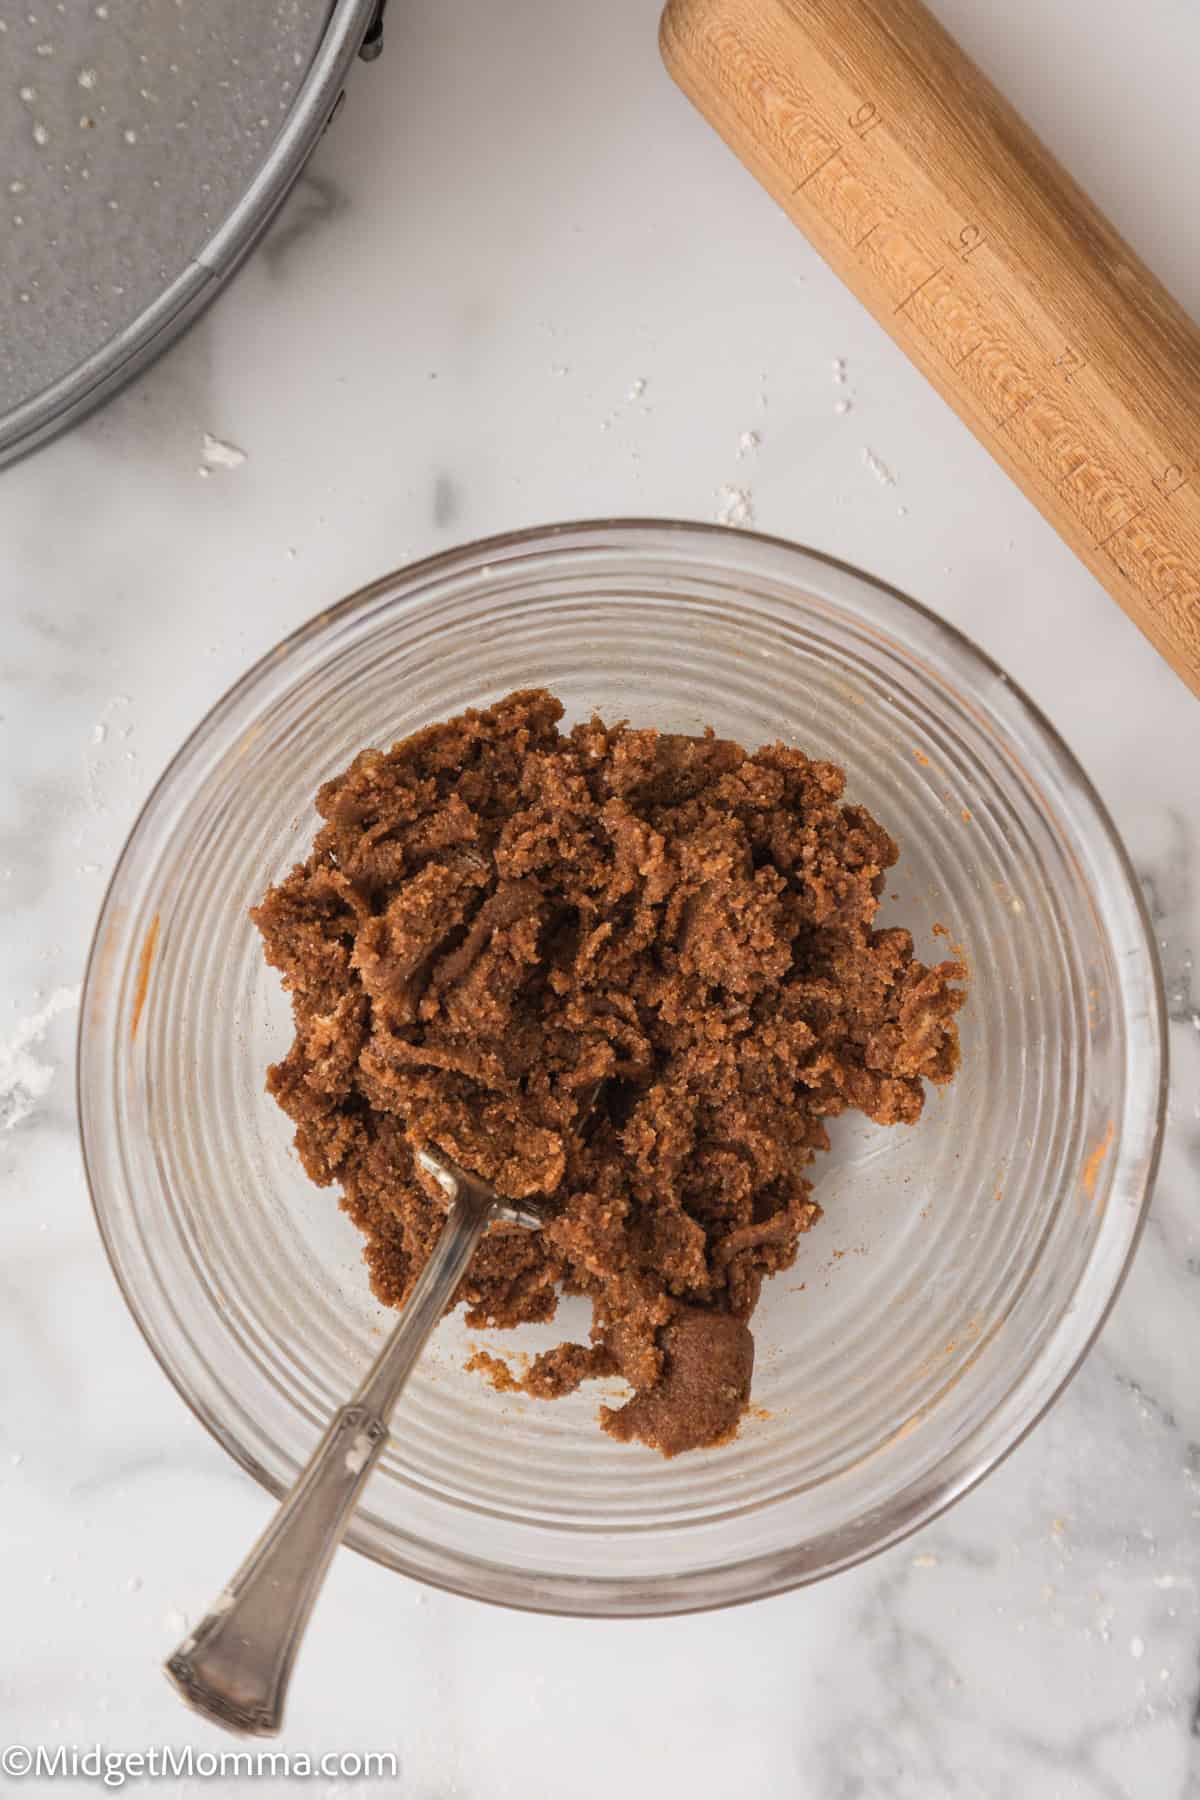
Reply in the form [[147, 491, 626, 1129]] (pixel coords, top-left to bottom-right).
[[200, 432, 247, 471], [84, 694, 135, 816], [861, 446, 897, 487], [835, 398, 853, 416], [83, 760, 107, 819], [0, 986, 80, 1130], [627, 376, 646, 401], [716, 484, 755, 528], [736, 430, 760, 459]]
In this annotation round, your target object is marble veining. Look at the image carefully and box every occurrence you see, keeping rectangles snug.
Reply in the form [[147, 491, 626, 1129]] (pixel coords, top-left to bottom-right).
[[1, 0, 1199, 1793]]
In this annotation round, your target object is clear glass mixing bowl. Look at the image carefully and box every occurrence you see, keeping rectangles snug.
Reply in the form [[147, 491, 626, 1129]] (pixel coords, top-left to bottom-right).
[[79, 521, 1166, 1616]]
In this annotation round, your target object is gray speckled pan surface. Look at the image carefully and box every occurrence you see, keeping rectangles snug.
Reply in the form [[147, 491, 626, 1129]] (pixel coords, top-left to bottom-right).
[[0, 0, 373, 459]]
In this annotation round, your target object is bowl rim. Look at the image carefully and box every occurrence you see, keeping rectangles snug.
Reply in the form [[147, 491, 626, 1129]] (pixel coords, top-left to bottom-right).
[[78, 517, 1169, 1617]]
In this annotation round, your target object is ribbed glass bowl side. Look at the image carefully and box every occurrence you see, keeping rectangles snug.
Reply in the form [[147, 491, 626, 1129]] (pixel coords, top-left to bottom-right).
[[79, 522, 1165, 1616]]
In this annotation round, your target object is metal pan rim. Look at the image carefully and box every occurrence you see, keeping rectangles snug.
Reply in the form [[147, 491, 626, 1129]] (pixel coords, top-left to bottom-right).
[[0, 0, 380, 470]]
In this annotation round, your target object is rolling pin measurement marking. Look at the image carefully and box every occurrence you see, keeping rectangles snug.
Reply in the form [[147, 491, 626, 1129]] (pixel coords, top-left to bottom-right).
[[794, 145, 842, 193], [877, 218, 1182, 559], [660, 0, 1200, 690], [805, 111, 1191, 561], [1154, 465, 1187, 497], [999, 389, 1042, 431], [1096, 508, 1145, 549], [896, 267, 943, 315]]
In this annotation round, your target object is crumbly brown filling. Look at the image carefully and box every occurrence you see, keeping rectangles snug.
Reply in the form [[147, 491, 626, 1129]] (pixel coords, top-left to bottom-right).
[[253, 689, 965, 1455]]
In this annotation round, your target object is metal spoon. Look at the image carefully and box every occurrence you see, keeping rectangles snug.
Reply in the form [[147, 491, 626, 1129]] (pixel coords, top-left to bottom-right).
[[164, 1144, 545, 1736]]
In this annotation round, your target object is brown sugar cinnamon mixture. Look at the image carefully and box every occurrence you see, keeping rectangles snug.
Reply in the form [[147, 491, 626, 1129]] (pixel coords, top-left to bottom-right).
[[253, 690, 965, 1456]]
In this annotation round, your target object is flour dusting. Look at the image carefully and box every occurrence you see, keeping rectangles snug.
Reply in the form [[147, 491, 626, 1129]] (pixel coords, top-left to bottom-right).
[[861, 447, 897, 487], [716, 484, 755, 528], [201, 432, 247, 471], [0, 986, 80, 1130]]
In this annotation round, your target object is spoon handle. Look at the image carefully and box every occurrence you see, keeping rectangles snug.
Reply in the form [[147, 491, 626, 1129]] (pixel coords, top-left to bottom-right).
[[165, 1186, 492, 1735]]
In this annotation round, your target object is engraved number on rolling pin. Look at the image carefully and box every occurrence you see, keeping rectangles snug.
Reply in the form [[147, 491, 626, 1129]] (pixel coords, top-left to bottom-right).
[[958, 225, 985, 260], [848, 102, 882, 138], [1054, 346, 1088, 382], [1154, 464, 1187, 496]]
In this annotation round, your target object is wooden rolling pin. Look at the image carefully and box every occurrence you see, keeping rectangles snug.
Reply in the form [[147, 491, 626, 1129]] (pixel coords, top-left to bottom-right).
[[660, 0, 1200, 695]]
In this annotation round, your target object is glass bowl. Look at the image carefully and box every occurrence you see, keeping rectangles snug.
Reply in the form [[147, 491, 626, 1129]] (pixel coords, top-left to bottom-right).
[[78, 520, 1165, 1616]]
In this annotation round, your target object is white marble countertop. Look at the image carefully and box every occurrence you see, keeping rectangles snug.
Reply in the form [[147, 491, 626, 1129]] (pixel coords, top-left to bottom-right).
[[2, 0, 1199, 1793]]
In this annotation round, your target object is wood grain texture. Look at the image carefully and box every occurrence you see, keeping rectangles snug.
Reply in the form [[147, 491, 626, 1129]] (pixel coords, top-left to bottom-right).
[[660, 0, 1200, 694]]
